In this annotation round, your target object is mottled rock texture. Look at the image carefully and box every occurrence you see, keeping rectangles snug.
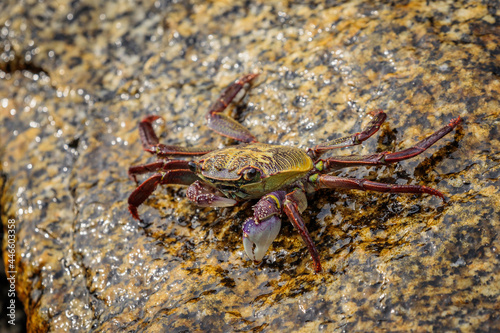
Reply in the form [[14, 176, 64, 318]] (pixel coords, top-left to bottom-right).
[[1, 0, 499, 332]]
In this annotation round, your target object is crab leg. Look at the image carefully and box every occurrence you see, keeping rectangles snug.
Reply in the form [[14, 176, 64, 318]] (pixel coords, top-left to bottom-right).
[[128, 160, 192, 183], [128, 170, 200, 221], [139, 115, 162, 149], [283, 188, 323, 273], [319, 117, 462, 171], [309, 110, 387, 157], [138, 115, 216, 157], [314, 175, 445, 199], [205, 73, 259, 143]]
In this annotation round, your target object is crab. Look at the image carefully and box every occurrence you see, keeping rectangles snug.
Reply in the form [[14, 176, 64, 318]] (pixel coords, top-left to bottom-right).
[[128, 73, 461, 273]]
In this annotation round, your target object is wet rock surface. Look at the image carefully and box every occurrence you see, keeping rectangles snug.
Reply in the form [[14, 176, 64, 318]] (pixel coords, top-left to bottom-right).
[[1, 0, 499, 331]]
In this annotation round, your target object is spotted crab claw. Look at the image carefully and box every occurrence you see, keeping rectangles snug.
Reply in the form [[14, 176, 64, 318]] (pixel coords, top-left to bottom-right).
[[243, 215, 281, 263], [186, 180, 237, 207]]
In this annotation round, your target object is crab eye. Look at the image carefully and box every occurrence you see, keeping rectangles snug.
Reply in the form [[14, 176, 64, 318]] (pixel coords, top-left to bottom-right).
[[242, 167, 260, 181], [188, 161, 198, 173]]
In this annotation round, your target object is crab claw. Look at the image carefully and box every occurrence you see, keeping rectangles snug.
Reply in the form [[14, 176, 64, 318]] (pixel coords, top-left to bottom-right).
[[186, 180, 237, 207], [242, 215, 281, 263]]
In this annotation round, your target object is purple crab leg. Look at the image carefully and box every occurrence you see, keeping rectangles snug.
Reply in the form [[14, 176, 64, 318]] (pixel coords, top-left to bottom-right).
[[309, 109, 387, 157], [128, 170, 200, 221], [139, 115, 161, 150], [318, 117, 462, 171], [283, 188, 322, 273], [128, 160, 192, 183], [138, 115, 216, 157], [205, 73, 259, 143], [313, 174, 445, 199]]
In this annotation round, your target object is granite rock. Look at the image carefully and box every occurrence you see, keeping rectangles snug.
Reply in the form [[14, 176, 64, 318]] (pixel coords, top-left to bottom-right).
[[1, 0, 499, 331]]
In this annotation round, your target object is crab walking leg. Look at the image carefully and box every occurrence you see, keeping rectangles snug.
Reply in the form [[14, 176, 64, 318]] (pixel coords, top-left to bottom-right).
[[186, 181, 237, 207], [309, 110, 387, 156], [128, 160, 192, 183], [128, 170, 200, 221], [283, 188, 323, 273], [243, 191, 286, 263], [138, 115, 162, 149], [152, 145, 217, 158], [320, 117, 462, 171], [314, 175, 445, 199], [205, 73, 259, 143], [138, 115, 216, 157]]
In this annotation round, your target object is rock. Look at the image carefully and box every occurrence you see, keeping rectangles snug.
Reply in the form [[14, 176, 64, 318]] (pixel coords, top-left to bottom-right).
[[1, 0, 499, 331]]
